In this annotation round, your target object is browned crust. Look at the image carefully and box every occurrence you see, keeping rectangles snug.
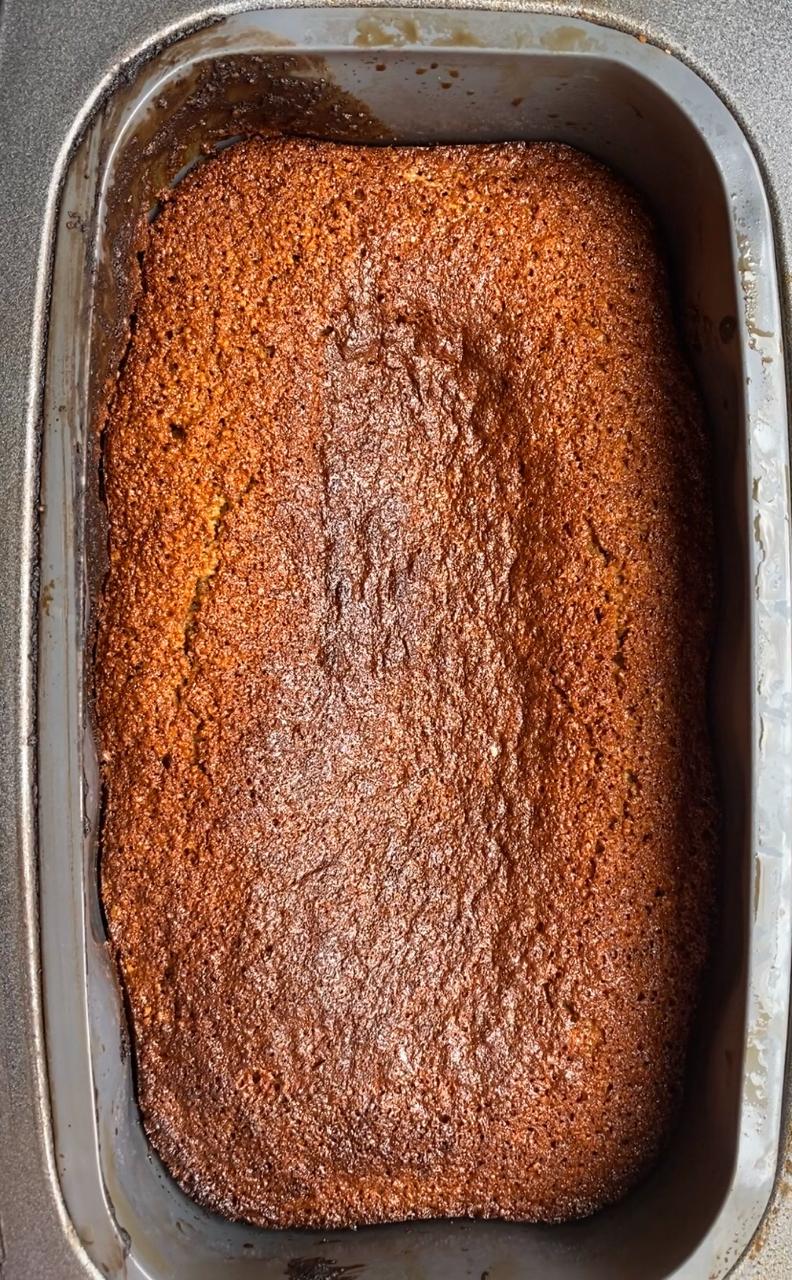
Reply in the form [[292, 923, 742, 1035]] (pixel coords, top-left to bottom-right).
[[97, 137, 718, 1227]]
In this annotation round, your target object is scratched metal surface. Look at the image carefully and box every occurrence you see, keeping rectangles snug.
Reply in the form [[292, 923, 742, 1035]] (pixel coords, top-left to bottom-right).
[[0, 2, 791, 1278]]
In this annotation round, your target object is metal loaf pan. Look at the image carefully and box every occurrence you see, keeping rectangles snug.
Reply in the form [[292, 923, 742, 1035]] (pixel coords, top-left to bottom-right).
[[34, 7, 792, 1279]]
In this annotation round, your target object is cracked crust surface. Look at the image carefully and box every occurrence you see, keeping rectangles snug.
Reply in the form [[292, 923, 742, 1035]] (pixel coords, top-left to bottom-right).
[[97, 137, 718, 1227]]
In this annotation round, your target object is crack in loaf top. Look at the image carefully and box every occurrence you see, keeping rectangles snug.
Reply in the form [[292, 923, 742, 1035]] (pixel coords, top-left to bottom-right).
[[96, 136, 718, 1227]]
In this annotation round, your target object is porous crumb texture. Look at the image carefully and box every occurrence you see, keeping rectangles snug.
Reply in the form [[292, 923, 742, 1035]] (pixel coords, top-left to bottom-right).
[[97, 137, 718, 1228]]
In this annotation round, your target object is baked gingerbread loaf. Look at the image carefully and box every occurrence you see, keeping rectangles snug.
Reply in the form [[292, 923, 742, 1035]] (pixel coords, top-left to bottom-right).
[[97, 137, 717, 1227]]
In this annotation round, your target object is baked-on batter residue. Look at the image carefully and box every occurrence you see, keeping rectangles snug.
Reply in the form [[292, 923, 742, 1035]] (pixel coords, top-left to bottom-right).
[[97, 138, 718, 1227]]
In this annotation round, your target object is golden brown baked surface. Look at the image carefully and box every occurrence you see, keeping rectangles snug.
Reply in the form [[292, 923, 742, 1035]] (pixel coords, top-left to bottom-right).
[[97, 137, 717, 1227]]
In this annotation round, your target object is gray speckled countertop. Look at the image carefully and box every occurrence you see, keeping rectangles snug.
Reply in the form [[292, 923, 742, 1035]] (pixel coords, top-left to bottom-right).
[[0, 2, 790, 1276]]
